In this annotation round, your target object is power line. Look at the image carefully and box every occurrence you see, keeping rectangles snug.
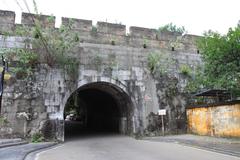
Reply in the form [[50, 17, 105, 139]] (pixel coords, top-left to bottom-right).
[[14, 0, 24, 11], [23, 0, 31, 13], [22, 0, 54, 62]]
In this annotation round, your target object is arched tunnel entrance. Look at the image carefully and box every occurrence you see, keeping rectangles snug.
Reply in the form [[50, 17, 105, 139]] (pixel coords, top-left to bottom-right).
[[64, 82, 134, 140]]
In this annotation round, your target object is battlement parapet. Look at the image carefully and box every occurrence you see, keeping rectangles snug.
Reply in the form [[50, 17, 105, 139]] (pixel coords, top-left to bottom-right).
[[0, 10, 15, 33], [62, 17, 92, 31], [130, 26, 157, 39], [0, 10, 15, 22], [22, 12, 55, 28], [157, 31, 182, 41], [182, 34, 201, 44], [97, 22, 126, 36], [0, 10, 200, 52]]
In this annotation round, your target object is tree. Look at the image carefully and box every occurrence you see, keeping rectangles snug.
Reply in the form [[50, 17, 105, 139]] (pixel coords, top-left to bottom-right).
[[195, 26, 240, 94], [0, 0, 80, 79], [158, 23, 186, 35]]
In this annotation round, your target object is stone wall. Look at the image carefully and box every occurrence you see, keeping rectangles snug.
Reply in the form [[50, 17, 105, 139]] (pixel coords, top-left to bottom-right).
[[0, 10, 200, 52], [187, 102, 240, 138], [0, 10, 202, 140], [0, 10, 15, 34]]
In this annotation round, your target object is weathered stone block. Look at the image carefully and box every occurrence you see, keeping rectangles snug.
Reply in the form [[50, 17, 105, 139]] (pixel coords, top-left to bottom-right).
[[62, 17, 92, 31], [130, 26, 157, 39], [21, 12, 55, 28], [97, 22, 126, 36], [0, 10, 15, 34]]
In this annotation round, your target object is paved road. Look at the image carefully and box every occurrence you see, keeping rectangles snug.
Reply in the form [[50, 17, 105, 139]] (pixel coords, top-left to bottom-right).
[[36, 134, 240, 160], [0, 142, 55, 160], [145, 134, 240, 157]]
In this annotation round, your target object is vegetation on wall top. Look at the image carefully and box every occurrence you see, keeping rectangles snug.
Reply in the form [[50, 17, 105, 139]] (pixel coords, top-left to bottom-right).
[[158, 23, 187, 35], [0, 0, 80, 80]]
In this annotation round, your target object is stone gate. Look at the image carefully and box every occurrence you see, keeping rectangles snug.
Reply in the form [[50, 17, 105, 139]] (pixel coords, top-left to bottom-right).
[[0, 10, 201, 141]]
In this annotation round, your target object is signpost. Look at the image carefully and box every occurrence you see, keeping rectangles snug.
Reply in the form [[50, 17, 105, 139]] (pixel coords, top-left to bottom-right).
[[158, 109, 166, 136]]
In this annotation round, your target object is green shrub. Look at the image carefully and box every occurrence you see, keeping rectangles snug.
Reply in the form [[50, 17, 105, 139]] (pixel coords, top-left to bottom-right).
[[179, 64, 192, 76], [31, 133, 44, 143], [147, 53, 160, 74], [158, 23, 186, 35], [0, 116, 8, 125], [147, 52, 174, 75], [91, 26, 98, 35]]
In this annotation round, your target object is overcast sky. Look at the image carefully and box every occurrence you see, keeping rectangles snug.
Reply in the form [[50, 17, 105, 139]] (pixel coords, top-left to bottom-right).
[[0, 0, 239, 35]]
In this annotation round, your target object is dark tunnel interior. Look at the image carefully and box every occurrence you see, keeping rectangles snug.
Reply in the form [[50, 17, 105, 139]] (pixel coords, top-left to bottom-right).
[[64, 87, 122, 139]]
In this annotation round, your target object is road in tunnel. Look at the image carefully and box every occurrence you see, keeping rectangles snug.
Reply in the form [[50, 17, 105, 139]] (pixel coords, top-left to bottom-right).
[[64, 83, 131, 140]]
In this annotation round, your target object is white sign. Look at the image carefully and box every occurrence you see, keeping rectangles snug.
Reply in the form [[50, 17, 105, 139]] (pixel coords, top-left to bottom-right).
[[158, 109, 166, 115]]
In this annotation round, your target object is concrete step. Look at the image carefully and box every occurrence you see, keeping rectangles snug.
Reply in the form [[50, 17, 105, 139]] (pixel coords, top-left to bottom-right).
[[0, 138, 28, 148]]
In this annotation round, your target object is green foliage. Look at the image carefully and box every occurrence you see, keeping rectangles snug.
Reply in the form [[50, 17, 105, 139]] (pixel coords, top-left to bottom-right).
[[179, 64, 192, 76], [0, 1, 80, 79], [169, 36, 184, 50], [92, 54, 103, 70], [33, 0, 39, 14], [147, 52, 174, 75], [31, 18, 79, 69], [108, 54, 117, 69], [196, 26, 240, 92], [64, 59, 79, 80], [0, 47, 39, 79], [0, 116, 8, 125], [147, 52, 160, 74], [143, 38, 149, 48], [91, 26, 98, 35], [184, 65, 205, 93], [158, 23, 186, 35], [165, 77, 179, 98], [64, 93, 81, 117], [31, 132, 44, 143]]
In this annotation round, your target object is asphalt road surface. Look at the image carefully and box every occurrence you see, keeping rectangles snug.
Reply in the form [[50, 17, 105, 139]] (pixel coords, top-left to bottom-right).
[[36, 134, 240, 160], [0, 142, 55, 160]]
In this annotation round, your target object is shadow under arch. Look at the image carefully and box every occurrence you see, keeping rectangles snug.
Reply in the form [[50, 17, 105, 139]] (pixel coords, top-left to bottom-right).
[[63, 81, 137, 141]]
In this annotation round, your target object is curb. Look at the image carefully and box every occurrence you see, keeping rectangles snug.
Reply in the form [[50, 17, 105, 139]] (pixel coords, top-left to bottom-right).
[[23, 142, 58, 160], [0, 141, 28, 149], [177, 142, 240, 158], [143, 137, 240, 158]]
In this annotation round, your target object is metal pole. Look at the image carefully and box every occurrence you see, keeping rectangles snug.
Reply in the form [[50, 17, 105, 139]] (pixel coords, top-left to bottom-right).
[[0, 56, 6, 114], [161, 115, 164, 136]]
